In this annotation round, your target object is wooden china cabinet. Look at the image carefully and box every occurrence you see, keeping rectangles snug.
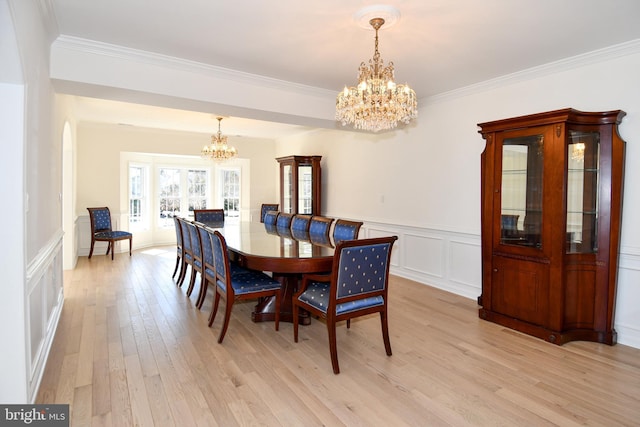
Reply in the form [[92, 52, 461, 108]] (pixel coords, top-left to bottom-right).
[[477, 109, 626, 345], [277, 155, 322, 215]]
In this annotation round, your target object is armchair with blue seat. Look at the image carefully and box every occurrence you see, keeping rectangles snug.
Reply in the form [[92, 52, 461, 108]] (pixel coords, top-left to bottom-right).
[[293, 235, 398, 374], [87, 207, 132, 260]]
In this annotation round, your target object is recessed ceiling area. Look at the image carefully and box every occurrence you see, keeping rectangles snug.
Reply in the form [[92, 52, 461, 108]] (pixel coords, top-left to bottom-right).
[[50, 0, 640, 137]]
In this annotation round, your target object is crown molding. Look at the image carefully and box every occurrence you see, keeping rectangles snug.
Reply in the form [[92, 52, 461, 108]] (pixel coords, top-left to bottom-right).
[[53, 35, 336, 98], [423, 38, 640, 105]]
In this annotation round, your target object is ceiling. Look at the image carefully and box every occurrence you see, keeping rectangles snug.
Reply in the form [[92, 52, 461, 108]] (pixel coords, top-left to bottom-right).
[[49, 0, 640, 138]]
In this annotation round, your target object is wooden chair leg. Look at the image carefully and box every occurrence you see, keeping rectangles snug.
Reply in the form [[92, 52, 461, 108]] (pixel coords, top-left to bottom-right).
[[327, 320, 340, 374], [274, 291, 281, 332], [208, 291, 221, 327], [186, 269, 197, 296], [347, 319, 351, 329], [88, 239, 95, 259], [110, 241, 114, 260], [129, 236, 132, 256], [106, 241, 111, 256], [196, 278, 208, 310], [217, 298, 234, 343], [380, 311, 392, 356], [172, 255, 181, 278], [293, 302, 299, 342], [177, 262, 188, 286]]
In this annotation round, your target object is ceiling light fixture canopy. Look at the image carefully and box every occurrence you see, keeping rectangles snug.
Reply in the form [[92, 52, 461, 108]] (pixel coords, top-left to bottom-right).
[[336, 15, 417, 132], [201, 116, 237, 161]]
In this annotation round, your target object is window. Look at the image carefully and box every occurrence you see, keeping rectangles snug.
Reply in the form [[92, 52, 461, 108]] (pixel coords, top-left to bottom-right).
[[129, 164, 148, 228], [188, 169, 208, 211], [221, 168, 240, 219], [158, 166, 210, 226]]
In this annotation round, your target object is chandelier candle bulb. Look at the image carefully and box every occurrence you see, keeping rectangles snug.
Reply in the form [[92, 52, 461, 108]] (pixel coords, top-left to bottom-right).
[[335, 17, 417, 132]]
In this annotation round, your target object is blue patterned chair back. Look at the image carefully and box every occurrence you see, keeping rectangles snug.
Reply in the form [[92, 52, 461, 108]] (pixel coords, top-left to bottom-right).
[[91, 207, 112, 232], [334, 239, 395, 301], [196, 223, 214, 270], [309, 216, 333, 239], [291, 214, 311, 232], [263, 211, 279, 226], [291, 228, 310, 241], [179, 219, 192, 252], [187, 221, 201, 259], [173, 216, 183, 249], [333, 219, 363, 243], [211, 230, 229, 285], [276, 213, 293, 229], [194, 209, 224, 224], [260, 204, 279, 223]]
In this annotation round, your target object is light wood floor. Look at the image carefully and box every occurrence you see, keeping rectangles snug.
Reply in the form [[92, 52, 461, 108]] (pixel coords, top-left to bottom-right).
[[37, 246, 640, 426]]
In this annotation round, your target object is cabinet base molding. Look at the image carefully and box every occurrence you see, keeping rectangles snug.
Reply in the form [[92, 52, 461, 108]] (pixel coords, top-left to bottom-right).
[[479, 308, 617, 346]]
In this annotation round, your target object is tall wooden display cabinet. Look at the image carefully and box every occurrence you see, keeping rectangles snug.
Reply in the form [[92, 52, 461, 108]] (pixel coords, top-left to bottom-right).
[[477, 109, 626, 345], [276, 155, 322, 215]]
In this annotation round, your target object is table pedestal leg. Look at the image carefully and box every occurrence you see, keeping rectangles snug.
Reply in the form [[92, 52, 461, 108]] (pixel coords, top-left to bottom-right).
[[251, 273, 310, 325]]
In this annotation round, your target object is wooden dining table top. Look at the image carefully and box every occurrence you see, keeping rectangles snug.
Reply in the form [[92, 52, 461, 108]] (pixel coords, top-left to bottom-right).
[[204, 221, 335, 274]]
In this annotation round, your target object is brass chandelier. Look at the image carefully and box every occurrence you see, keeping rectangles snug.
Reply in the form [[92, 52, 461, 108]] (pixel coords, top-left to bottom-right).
[[201, 117, 237, 161], [336, 17, 417, 132]]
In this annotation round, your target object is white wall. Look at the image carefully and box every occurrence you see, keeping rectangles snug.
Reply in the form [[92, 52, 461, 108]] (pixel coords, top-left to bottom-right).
[[0, 0, 65, 403], [276, 46, 640, 348]]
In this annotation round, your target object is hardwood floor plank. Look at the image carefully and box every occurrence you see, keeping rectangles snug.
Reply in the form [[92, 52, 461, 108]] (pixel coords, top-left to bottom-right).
[[35, 246, 640, 426]]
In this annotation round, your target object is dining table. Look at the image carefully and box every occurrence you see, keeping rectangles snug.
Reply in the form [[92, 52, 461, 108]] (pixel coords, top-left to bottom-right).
[[205, 221, 335, 324]]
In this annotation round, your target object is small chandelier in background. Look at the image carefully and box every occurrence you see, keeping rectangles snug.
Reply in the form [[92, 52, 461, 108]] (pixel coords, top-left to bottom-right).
[[201, 117, 237, 161], [336, 15, 417, 132]]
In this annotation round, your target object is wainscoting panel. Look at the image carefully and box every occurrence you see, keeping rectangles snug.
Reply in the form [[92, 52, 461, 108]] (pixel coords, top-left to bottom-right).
[[361, 222, 482, 300], [26, 230, 64, 403]]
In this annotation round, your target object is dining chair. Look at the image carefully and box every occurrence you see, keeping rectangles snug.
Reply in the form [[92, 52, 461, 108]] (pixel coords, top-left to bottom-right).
[[291, 214, 312, 241], [309, 216, 333, 239], [194, 209, 225, 225], [172, 216, 184, 279], [177, 218, 194, 286], [195, 223, 213, 309], [208, 230, 283, 343], [332, 219, 363, 243], [291, 214, 312, 232], [260, 203, 279, 223], [185, 220, 204, 298], [263, 210, 279, 226], [276, 212, 294, 229], [87, 207, 132, 260], [293, 236, 398, 374], [196, 224, 253, 310]]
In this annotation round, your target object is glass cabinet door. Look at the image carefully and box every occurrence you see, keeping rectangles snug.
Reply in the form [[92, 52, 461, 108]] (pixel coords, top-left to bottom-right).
[[298, 164, 313, 214], [500, 134, 544, 248], [566, 130, 600, 254], [282, 164, 293, 213]]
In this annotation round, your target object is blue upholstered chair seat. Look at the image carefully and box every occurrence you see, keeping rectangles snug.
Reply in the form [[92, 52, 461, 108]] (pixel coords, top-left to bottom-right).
[[216, 270, 280, 295], [297, 281, 384, 315], [95, 230, 132, 239]]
